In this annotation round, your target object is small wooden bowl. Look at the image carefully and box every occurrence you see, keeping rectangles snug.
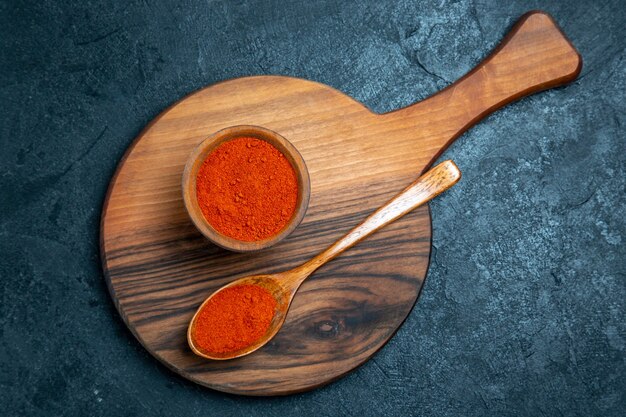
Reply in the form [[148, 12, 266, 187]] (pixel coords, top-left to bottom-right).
[[182, 125, 311, 252]]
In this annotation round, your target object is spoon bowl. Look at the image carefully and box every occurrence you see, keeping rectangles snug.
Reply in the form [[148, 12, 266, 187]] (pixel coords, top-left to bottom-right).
[[188, 160, 462, 360], [187, 274, 291, 360]]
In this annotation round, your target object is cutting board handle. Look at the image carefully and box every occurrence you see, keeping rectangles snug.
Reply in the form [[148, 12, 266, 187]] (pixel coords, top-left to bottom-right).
[[387, 11, 582, 159]]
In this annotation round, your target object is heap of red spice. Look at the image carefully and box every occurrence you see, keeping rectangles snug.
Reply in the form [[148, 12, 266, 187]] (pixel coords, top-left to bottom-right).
[[196, 137, 298, 241], [190, 284, 277, 355]]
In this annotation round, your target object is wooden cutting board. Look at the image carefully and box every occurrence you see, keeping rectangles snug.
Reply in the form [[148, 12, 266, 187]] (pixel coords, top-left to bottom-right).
[[101, 11, 581, 395]]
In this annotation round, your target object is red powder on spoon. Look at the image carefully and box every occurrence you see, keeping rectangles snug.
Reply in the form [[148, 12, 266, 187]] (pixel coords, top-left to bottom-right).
[[190, 284, 277, 355]]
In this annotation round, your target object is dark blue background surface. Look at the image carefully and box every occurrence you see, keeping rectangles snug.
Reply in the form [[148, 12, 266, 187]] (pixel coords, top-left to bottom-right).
[[1, 0, 624, 415]]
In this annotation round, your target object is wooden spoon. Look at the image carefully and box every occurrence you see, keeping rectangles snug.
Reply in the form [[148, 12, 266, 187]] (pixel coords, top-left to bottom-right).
[[188, 160, 461, 360]]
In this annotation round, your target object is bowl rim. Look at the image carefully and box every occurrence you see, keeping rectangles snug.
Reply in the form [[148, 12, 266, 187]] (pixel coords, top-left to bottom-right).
[[181, 125, 311, 252]]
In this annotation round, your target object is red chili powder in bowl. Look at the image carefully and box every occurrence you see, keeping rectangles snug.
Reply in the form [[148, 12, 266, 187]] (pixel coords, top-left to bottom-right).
[[190, 284, 277, 355], [196, 137, 298, 241]]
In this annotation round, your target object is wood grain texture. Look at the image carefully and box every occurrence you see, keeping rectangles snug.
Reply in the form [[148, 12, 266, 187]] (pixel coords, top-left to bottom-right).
[[101, 11, 581, 395]]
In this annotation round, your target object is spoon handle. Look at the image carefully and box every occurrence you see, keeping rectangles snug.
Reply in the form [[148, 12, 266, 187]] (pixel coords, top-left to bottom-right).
[[294, 160, 461, 280]]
